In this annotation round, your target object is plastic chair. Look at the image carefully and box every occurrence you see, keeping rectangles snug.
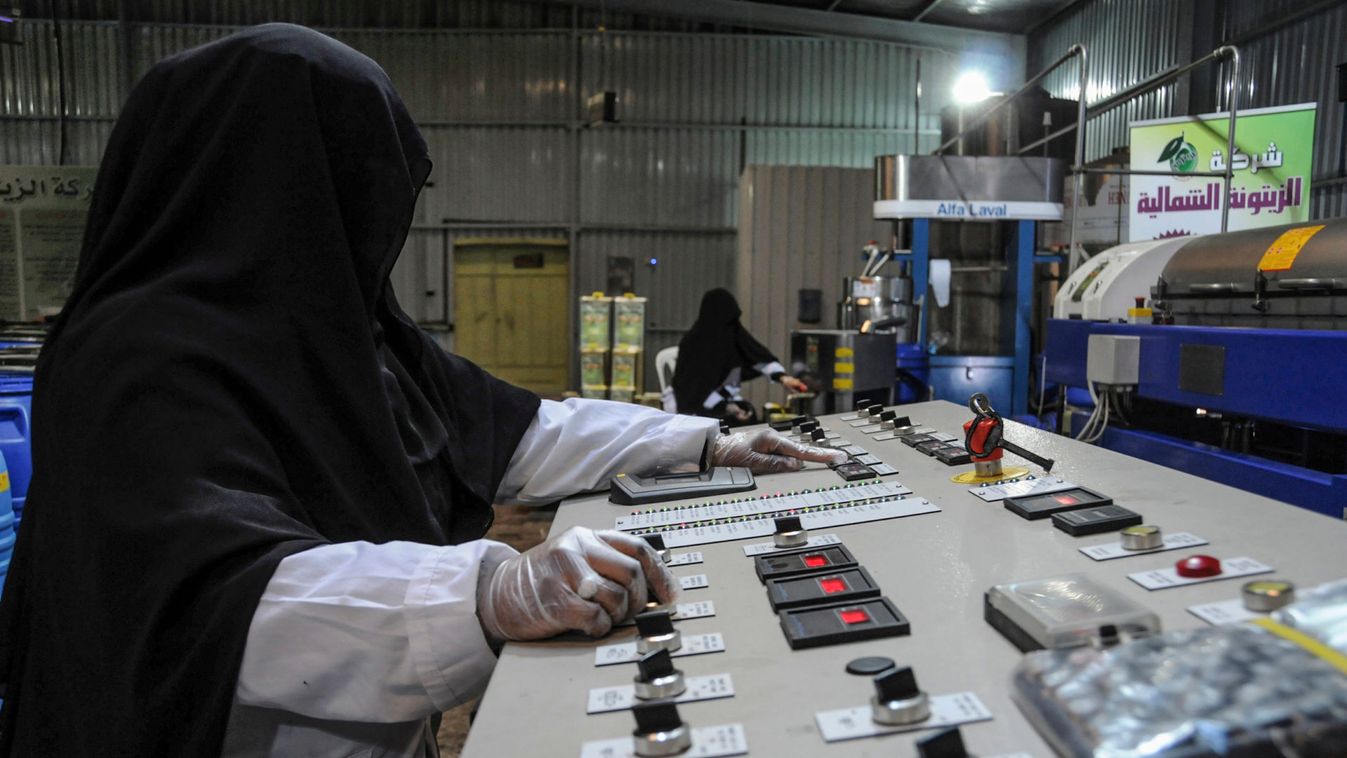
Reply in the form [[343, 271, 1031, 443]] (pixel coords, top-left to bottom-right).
[[654, 346, 679, 412]]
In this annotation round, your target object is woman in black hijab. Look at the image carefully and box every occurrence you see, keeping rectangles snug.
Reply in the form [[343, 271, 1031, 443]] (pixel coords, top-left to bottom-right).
[[0, 25, 850, 758], [672, 288, 809, 426]]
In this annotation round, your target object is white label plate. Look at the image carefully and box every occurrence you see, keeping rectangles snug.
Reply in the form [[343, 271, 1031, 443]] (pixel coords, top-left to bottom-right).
[[1128, 556, 1273, 590], [969, 476, 1076, 502], [680, 574, 709, 591], [595, 632, 726, 666], [838, 445, 868, 456], [870, 463, 899, 476], [615, 601, 716, 627], [614, 481, 911, 532], [650, 495, 936, 549], [857, 424, 884, 434], [815, 692, 993, 743], [579, 723, 747, 758], [1187, 598, 1259, 626], [586, 673, 735, 714], [654, 497, 939, 550], [849, 417, 877, 427], [743, 533, 842, 556], [855, 454, 881, 465], [667, 551, 704, 567], [929, 432, 959, 442], [1079, 532, 1209, 561]]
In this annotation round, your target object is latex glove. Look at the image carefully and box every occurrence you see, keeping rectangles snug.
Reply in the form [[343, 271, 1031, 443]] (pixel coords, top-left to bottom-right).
[[724, 401, 752, 422], [779, 375, 810, 393], [712, 428, 847, 474], [477, 527, 678, 643]]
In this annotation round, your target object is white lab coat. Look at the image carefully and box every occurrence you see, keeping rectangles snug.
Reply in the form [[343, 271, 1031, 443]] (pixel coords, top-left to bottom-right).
[[221, 398, 717, 757]]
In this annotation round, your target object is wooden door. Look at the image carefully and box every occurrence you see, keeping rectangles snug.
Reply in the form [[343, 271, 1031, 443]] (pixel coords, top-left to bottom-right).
[[452, 240, 569, 394]]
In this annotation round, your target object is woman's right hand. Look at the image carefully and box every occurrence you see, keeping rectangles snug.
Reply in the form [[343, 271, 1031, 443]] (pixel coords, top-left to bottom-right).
[[476, 527, 678, 643], [779, 375, 810, 394]]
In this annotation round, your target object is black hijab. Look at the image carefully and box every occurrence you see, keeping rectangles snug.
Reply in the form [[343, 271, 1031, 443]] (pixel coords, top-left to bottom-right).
[[672, 288, 779, 414], [0, 24, 538, 755]]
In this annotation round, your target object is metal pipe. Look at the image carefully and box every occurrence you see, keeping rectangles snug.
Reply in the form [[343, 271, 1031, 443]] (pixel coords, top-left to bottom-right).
[[934, 43, 1085, 156], [913, 0, 946, 23], [1067, 44, 1087, 270], [1220, 46, 1240, 233], [1076, 168, 1228, 177]]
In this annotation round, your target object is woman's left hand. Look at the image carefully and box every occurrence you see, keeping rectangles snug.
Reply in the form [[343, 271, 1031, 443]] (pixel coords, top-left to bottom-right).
[[779, 375, 810, 394]]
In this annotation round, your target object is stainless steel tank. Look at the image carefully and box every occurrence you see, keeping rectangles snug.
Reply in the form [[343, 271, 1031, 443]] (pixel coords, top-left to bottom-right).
[[1154, 219, 1347, 330]]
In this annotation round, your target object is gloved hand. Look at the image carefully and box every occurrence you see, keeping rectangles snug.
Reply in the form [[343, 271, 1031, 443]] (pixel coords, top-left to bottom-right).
[[712, 428, 847, 474], [477, 527, 678, 643]]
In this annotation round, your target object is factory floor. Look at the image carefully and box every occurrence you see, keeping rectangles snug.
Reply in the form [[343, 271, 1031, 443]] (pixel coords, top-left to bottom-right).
[[435, 503, 557, 756]]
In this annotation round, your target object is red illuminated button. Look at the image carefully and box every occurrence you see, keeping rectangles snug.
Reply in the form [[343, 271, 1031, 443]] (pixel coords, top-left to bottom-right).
[[839, 608, 871, 625], [1053, 494, 1080, 505], [1176, 555, 1223, 578], [802, 553, 829, 568], [819, 577, 849, 594]]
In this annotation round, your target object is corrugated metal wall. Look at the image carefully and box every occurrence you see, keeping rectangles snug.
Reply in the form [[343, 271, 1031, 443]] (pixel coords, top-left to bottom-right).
[[736, 166, 890, 412], [1029, 0, 1347, 219], [2, 2, 1015, 390]]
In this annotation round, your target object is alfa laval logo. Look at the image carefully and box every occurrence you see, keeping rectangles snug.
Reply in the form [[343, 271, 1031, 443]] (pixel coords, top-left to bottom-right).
[[1158, 132, 1198, 173]]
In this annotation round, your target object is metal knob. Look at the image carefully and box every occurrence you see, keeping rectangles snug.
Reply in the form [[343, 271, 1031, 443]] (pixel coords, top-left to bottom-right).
[[870, 666, 930, 726], [633, 649, 687, 700], [642, 533, 672, 564], [631, 702, 693, 757], [1120, 525, 1163, 551], [810, 428, 830, 446], [773, 515, 808, 548], [635, 610, 682, 654], [878, 410, 898, 429], [1243, 580, 1296, 612]]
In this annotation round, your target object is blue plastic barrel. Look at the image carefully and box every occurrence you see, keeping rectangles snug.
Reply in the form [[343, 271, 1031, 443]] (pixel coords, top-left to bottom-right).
[[0, 450, 14, 593], [894, 343, 930, 405], [0, 352, 35, 528]]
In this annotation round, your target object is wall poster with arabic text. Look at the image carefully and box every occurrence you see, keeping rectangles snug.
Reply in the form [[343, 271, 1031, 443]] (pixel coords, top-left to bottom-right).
[[0, 166, 97, 321]]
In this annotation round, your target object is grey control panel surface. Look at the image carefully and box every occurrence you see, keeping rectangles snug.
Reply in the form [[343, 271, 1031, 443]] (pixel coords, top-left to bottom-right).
[[462, 401, 1347, 757]]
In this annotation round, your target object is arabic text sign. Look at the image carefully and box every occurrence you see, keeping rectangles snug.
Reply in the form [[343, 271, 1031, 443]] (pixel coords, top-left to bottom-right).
[[0, 166, 97, 320], [1129, 103, 1315, 241]]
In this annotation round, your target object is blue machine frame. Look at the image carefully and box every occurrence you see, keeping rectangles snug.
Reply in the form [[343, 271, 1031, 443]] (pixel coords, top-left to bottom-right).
[[1046, 319, 1347, 517], [900, 218, 1046, 416]]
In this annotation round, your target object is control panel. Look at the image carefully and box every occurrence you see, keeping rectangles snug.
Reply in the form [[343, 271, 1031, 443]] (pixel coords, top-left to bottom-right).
[[462, 400, 1347, 758]]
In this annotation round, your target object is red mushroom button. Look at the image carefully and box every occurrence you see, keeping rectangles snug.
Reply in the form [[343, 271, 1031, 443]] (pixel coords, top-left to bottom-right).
[[1176, 554, 1222, 578]]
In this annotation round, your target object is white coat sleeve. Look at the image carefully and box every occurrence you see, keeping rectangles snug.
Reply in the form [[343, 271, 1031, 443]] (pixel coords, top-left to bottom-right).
[[495, 398, 720, 506], [235, 538, 517, 722]]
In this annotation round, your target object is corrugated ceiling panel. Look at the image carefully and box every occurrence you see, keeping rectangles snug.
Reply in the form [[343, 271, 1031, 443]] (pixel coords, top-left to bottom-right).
[[1215, 0, 1347, 183], [420, 126, 572, 225], [745, 130, 917, 168], [580, 127, 738, 227], [1029, 0, 1184, 162], [1, 21, 122, 117], [0, 119, 114, 165], [333, 30, 572, 122]]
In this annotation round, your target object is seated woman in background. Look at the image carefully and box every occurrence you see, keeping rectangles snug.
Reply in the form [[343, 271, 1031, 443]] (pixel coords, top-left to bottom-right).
[[672, 289, 808, 426]]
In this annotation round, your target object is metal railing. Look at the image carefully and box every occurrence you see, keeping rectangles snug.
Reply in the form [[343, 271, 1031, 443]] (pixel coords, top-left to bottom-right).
[[934, 44, 1088, 272], [935, 44, 1244, 271]]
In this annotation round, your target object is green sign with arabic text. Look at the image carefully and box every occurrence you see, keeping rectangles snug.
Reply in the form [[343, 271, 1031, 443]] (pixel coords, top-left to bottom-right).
[[1129, 103, 1315, 241]]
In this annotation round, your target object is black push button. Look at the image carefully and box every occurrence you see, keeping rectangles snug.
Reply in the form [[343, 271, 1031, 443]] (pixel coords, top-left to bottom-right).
[[917, 727, 969, 758], [754, 544, 857, 583], [766, 566, 881, 611], [1004, 486, 1112, 520], [778, 597, 910, 649]]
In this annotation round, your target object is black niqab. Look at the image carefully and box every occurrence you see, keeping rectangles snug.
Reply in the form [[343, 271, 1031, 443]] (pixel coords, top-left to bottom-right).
[[672, 289, 779, 414], [0, 24, 539, 755]]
